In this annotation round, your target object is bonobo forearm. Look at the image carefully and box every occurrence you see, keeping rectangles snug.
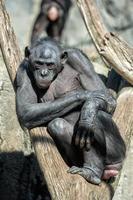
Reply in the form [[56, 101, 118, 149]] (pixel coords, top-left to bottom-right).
[[79, 92, 116, 127], [31, 13, 48, 44], [79, 99, 103, 128], [18, 91, 90, 129]]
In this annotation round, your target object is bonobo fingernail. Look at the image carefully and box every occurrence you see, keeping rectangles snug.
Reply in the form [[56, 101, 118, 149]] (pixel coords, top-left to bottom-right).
[[93, 177, 101, 185]]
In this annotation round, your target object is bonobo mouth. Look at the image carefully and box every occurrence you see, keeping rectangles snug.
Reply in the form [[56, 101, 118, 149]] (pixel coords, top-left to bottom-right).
[[36, 80, 51, 89]]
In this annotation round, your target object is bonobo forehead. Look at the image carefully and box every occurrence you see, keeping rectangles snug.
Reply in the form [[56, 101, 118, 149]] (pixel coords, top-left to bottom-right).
[[30, 39, 61, 63]]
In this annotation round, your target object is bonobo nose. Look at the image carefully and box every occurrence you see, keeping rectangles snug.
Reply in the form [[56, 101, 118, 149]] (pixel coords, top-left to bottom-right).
[[41, 69, 48, 77]]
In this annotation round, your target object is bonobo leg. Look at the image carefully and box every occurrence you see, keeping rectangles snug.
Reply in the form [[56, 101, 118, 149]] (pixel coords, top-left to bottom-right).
[[47, 118, 83, 166], [69, 111, 126, 184], [97, 111, 126, 180], [47, 16, 66, 41], [68, 146, 105, 184], [48, 113, 126, 185], [31, 13, 48, 44], [48, 118, 104, 184]]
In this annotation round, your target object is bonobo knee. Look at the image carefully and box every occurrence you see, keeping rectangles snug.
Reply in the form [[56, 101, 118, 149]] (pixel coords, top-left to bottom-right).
[[48, 118, 66, 137], [97, 110, 113, 129]]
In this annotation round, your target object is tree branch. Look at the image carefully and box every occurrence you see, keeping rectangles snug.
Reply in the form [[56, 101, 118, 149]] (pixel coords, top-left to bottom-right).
[[76, 0, 133, 85], [1, 0, 133, 199]]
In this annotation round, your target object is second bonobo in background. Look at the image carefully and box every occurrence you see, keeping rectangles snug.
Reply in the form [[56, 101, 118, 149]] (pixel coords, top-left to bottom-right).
[[15, 38, 126, 185], [31, 0, 72, 44]]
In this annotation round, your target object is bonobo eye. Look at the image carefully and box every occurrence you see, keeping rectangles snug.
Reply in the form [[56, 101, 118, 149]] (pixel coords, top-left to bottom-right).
[[35, 61, 44, 65], [47, 63, 55, 69], [34, 61, 44, 69]]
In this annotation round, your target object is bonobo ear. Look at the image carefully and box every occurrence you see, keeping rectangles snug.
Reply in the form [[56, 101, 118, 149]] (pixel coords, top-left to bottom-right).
[[25, 46, 30, 58], [60, 51, 68, 65]]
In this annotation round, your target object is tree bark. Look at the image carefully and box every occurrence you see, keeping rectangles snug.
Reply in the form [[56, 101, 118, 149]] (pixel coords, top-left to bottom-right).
[[0, 0, 133, 199], [76, 0, 133, 85]]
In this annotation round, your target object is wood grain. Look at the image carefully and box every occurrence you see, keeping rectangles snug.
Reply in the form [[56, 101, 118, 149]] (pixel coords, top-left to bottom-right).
[[0, 0, 132, 199]]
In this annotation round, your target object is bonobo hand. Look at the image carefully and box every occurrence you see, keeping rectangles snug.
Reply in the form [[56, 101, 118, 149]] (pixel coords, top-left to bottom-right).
[[75, 89, 116, 114], [74, 100, 96, 151], [74, 90, 117, 151], [74, 120, 94, 151], [74, 90, 100, 102]]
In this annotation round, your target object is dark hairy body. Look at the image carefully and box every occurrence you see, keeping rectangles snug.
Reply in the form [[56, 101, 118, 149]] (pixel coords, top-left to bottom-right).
[[15, 38, 126, 185], [31, 0, 72, 44]]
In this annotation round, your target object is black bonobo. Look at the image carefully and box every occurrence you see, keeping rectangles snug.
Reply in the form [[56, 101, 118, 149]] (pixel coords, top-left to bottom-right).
[[15, 38, 126, 185], [31, 0, 72, 44]]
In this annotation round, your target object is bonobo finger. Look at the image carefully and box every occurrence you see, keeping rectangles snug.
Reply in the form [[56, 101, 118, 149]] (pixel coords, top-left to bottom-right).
[[74, 130, 81, 146], [85, 135, 91, 151], [79, 130, 86, 149]]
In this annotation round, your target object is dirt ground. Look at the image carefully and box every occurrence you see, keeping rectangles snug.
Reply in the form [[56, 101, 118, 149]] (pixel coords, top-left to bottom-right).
[[0, 0, 132, 199]]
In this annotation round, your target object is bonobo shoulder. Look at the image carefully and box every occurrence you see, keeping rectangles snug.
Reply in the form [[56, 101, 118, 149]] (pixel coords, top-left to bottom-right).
[[66, 47, 88, 57], [65, 47, 96, 75], [66, 48, 93, 66]]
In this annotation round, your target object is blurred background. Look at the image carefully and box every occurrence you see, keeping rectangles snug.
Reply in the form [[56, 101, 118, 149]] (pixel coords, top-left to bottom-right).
[[0, 0, 132, 199]]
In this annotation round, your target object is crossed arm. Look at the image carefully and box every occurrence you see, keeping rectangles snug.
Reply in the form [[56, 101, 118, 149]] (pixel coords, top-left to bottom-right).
[[66, 49, 117, 149], [15, 60, 95, 129]]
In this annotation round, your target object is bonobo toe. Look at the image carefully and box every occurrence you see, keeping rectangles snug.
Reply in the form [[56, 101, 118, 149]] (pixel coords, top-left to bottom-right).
[[68, 166, 101, 185]]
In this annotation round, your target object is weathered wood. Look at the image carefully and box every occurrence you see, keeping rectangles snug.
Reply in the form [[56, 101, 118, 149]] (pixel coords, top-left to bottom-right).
[[0, 0, 133, 199], [113, 88, 133, 144], [76, 0, 133, 85], [0, 1, 111, 199], [112, 87, 133, 189]]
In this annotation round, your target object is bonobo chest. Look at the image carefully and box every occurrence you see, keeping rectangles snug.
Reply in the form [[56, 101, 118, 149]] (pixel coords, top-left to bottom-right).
[[41, 64, 82, 102]]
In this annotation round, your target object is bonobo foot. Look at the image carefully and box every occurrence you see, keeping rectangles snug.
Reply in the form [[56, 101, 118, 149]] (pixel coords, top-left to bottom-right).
[[68, 166, 101, 185], [68, 162, 122, 185]]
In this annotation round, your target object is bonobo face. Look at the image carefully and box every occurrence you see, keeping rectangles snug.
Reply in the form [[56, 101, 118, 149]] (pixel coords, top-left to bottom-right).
[[32, 60, 57, 89], [27, 41, 65, 89]]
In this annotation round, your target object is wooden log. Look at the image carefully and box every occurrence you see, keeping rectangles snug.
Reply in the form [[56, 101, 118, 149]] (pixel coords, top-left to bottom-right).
[[0, 0, 132, 199], [0, 1, 111, 199], [76, 0, 133, 85]]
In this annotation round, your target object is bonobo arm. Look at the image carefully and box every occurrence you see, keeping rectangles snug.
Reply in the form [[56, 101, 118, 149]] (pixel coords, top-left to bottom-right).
[[31, 12, 48, 44], [66, 48, 116, 112], [31, 1, 51, 44], [66, 48, 116, 149], [67, 49, 106, 90], [15, 60, 95, 129]]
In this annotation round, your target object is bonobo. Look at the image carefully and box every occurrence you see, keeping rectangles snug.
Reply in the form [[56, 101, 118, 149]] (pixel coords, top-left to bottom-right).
[[15, 38, 126, 185], [31, 0, 72, 44]]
